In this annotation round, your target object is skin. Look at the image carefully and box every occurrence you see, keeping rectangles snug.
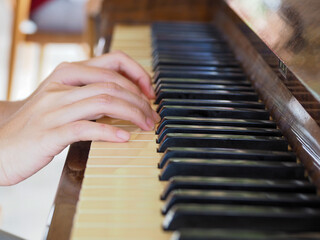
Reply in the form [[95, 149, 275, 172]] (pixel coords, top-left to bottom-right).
[[0, 51, 160, 186]]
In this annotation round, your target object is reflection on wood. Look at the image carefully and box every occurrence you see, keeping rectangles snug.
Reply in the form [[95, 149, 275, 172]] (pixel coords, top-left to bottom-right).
[[214, 8, 320, 188], [226, 0, 320, 102], [47, 141, 91, 240]]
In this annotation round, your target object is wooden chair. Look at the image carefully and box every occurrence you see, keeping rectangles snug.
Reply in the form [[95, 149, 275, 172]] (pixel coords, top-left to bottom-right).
[[7, 0, 102, 100]]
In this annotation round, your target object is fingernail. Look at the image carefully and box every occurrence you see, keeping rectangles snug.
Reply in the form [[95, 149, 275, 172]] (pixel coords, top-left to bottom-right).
[[152, 110, 161, 122], [116, 130, 130, 141], [146, 117, 154, 129]]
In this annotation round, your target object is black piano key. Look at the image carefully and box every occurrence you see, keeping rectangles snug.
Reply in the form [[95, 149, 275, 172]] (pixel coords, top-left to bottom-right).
[[152, 31, 223, 38], [156, 78, 251, 86], [157, 125, 282, 143], [152, 35, 220, 42], [152, 36, 224, 43], [153, 50, 235, 59], [152, 39, 224, 47], [152, 27, 220, 34], [161, 176, 316, 200], [152, 28, 221, 34], [157, 117, 277, 134], [155, 83, 254, 92], [162, 189, 320, 214], [157, 133, 288, 152], [155, 84, 254, 94], [153, 46, 229, 55], [155, 90, 259, 104], [153, 37, 225, 43], [151, 34, 223, 43], [159, 158, 305, 181], [159, 102, 268, 115], [152, 49, 233, 58], [156, 99, 265, 112], [155, 65, 243, 73], [152, 36, 226, 42], [152, 28, 222, 35], [152, 29, 222, 37], [163, 204, 320, 231], [153, 42, 230, 50], [152, 22, 219, 30], [159, 148, 296, 168], [152, 32, 222, 37], [152, 56, 238, 66], [154, 71, 245, 82], [153, 52, 237, 61], [172, 229, 320, 240], [152, 45, 232, 54], [159, 106, 269, 120]]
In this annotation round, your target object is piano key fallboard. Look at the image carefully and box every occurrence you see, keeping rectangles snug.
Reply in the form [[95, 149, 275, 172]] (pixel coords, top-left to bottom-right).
[[69, 23, 320, 240]]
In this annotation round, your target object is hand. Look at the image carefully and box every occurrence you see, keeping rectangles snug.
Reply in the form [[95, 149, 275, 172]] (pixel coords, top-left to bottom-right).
[[0, 51, 159, 185]]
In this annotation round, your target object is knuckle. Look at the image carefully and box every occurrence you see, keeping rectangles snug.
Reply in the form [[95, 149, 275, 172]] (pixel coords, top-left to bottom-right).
[[100, 68, 113, 77], [46, 81, 60, 91], [141, 99, 150, 109], [112, 50, 125, 57], [70, 121, 85, 138], [130, 106, 144, 119], [95, 94, 114, 105], [56, 62, 72, 71], [112, 50, 130, 60], [100, 69, 120, 80], [105, 82, 117, 89], [105, 82, 121, 93], [41, 82, 67, 97]]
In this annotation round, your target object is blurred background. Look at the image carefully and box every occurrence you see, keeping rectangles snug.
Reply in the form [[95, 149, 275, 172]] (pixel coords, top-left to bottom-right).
[[0, 0, 99, 239]]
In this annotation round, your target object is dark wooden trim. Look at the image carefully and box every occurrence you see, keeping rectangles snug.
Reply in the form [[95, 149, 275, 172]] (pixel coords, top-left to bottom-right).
[[46, 141, 91, 240], [99, 0, 218, 52], [215, 6, 320, 189]]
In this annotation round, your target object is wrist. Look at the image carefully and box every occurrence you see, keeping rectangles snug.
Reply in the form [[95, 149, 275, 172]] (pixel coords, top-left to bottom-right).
[[0, 100, 25, 124]]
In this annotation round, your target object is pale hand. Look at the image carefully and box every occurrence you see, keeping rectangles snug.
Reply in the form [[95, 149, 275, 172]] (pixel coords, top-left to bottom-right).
[[0, 51, 159, 185]]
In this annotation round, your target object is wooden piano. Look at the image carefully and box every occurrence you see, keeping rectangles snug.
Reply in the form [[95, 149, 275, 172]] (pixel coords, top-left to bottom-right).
[[46, 0, 320, 239]]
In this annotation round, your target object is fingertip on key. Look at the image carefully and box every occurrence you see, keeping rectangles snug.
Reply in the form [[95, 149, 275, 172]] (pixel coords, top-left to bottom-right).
[[152, 110, 161, 122], [146, 117, 155, 130], [116, 129, 130, 141]]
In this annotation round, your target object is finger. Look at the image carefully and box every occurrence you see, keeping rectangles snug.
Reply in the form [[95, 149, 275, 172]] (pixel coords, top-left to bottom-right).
[[52, 62, 145, 98], [51, 120, 131, 148], [44, 94, 155, 131], [62, 82, 159, 122], [80, 51, 155, 99]]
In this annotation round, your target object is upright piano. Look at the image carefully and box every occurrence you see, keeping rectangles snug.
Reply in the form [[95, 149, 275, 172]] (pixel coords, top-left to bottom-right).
[[46, 0, 320, 239]]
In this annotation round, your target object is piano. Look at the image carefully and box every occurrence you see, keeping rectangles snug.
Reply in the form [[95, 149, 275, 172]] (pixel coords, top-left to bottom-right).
[[46, 0, 320, 239]]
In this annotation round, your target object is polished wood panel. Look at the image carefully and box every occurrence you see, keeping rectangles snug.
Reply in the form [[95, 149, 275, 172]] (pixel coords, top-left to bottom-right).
[[46, 141, 91, 240], [99, 0, 218, 52], [214, 6, 320, 188], [226, 0, 320, 102]]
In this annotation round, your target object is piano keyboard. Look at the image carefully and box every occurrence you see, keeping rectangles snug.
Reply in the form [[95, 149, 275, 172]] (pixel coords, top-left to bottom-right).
[[70, 23, 320, 239]]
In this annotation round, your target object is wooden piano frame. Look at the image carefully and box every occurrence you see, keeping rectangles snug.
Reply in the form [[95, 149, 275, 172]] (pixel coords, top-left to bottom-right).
[[46, 1, 320, 239]]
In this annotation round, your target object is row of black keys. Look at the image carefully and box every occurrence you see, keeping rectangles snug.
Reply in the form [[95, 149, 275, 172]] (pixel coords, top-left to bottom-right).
[[151, 22, 320, 239]]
